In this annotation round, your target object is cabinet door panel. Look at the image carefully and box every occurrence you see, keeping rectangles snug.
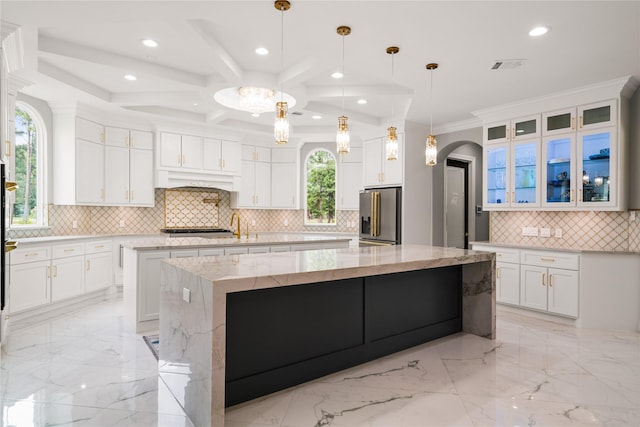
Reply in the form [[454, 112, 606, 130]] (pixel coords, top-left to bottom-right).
[[519, 265, 547, 311], [9, 261, 50, 312], [363, 139, 382, 186], [130, 149, 154, 205], [85, 252, 113, 292], [76, 118, 104, 144], [338, 162, 362, 210], [138, 251, 170, 322], [130, 130, 153, 150], [159, 133, 182, 168], [76, 139, 104, 203], [483, 143, 509, 207], [239, 160, 255, 206], [254, 161, 271, 207], [180, 135, 202, 169], [51, 256, 85, 302], [105, 126, 129, 147], [105, 146, 130, 204], [221, 140, 241, 173], [203, 138, 222, 171], [496, 262, 519, 305], [547, 268, 579, 317], [271, 163, 296, 208], [577, 127, 615, 207], [542, 134, 575, 207]]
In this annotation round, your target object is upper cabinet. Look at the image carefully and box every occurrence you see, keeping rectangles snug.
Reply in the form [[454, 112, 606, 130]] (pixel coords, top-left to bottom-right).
[[231, 144, 271, 208], [159, 133, 202, 169], [52, 112, 155, 207], [270, 148, 298, 209], [203, 138, 241, 174], [338, 147, 363, 210], [363, 134, 403, 187], [478, 77, 633, 212]]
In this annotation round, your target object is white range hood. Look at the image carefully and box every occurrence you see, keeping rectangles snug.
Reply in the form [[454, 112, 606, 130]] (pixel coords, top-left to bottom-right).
[[155, 169, 241, 192]]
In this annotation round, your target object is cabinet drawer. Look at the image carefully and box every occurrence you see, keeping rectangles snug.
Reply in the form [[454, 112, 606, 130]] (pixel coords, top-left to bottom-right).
[[10, 246, 51, 264], [520, 250, 579, 270], [472, 245, 520, 264], [52, 243, 85, 259], [85, 240, 113, 254]]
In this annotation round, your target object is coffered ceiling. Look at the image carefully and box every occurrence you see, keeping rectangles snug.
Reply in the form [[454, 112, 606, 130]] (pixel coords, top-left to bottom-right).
[[2, 1, 639, 142]]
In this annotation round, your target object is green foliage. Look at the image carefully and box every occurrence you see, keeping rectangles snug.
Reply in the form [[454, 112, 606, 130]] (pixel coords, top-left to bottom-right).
[[14, 107, 38, 224], [306, 150, 336, 224]]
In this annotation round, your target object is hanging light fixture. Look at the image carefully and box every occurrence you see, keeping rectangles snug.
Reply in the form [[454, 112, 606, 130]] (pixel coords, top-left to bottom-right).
[[385, 46, 399, 161], [274, 0, 291, 144], [425, 63, 438, 166], [336, 25, 351, 155]]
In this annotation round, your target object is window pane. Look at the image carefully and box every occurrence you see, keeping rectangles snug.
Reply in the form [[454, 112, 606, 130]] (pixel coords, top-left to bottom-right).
[[14, 107, 39, 225], [305, 150, 336, 224]]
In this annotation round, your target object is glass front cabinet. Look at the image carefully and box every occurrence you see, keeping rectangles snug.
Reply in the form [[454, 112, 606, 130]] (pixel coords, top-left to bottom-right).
[[483, 98, 622, 211]]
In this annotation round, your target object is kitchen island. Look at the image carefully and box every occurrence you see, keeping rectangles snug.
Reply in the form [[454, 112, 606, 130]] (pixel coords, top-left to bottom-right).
[[158, 244, 495, 427], [123, 234, 352, 332]]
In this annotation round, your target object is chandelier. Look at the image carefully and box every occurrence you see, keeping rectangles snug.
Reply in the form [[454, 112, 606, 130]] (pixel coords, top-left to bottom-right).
[[238, 86, 275, 115], [274, 0, 291, 144], [336, 25, 351, 155], [425, 63, 438, 166], [385, 46, 399, 161]]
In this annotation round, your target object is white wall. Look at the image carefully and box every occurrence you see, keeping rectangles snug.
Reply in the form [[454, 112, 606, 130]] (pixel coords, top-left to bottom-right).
[[402, 120, 432, 245]]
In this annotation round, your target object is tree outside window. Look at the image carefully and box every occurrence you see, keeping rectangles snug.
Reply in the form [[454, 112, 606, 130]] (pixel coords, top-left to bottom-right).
[[305, 150, 336, 225], [14, 106, 39, 225]]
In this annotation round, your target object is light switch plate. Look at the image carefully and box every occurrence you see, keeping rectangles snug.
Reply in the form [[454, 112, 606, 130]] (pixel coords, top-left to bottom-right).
[[182, 288, 191, 303], [540, 227, 551, 237], [555, 228, 563, 238], [522, 227, 538, 237]]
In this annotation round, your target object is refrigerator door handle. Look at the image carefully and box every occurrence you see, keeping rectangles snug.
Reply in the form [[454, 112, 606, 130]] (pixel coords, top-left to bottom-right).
[[372, 191, 381, 237]]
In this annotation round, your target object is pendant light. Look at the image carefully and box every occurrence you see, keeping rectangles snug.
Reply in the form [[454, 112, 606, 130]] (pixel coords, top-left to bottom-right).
[[385, 46, 399, 161], [336, 25, 351, 155], [274, 0, 291, 145], [425, 63, 438, 166]]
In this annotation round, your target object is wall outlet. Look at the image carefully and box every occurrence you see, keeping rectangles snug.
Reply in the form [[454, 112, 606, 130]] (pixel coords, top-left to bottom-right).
[[283, 219, 288, 226], [631, 211, 637, 222], [119, 219, 126, 228], [539, 227, 551, 237], [555, 228, 563, 238], [72, 220, 78, 229], [522, 227, 538, 237], [251, 219, 256, 226], [182, 288, 191, 303]]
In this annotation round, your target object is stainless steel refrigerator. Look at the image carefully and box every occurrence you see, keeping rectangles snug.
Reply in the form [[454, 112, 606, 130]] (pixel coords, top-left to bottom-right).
[[359, 187, 401, 246]]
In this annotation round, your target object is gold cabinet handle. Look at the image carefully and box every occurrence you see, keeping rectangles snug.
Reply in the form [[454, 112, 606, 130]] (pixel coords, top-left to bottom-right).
[[125, 190, 129, 201], [126, 136, 130, 147], [63, 248, 75, 253], [222, 159, 225, 169], [54, 265, 58, 277], [542, 273, 546, 286], [130, 190, 134, 201], [496, 267, 501, 279], [86, 260, 91, 271], [579, 115, 583, 128], [549, 274, 553, 287], [571, 117, 575, 130], [5, 140, 10, 157], [4, 241, 18, 253], [570, 189, 574, 202], [540, 257, 555, 262], [579, 189, 583, 202], [512, 191, 515, 203], [100, 132, 105, 143], [5, 181, 18, 192], [219, 159, 223, 169], [47, 265, 51, 278], [511, 127, 515, 140]]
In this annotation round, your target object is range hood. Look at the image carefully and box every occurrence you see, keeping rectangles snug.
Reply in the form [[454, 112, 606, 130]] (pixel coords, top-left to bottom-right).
[[155, 169, 241, 192]]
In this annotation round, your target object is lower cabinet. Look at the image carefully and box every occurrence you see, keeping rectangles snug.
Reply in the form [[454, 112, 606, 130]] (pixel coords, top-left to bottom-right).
[[472, 244, 580, 318], [9, 238, 115, 315]]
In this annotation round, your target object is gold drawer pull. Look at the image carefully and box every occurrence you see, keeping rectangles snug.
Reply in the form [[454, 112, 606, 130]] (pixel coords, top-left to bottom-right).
[[540, 257, 555, 262], [549, 274, 554, 287], [5, 241, 18, 253], [64, 249, 75, 252], [542, 273, 546, 286], [95, 245, 104, 249], [5, 181, 18, 192], [25, 252, 41, 257]]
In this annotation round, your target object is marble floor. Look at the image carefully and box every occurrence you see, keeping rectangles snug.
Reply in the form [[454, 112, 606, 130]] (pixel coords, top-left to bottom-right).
[[1, 295, 639, 427]]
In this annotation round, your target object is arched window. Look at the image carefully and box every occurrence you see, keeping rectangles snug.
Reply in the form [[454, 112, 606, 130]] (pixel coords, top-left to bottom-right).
[[305, 149, 336, 225], [14, 103, 47, 227]]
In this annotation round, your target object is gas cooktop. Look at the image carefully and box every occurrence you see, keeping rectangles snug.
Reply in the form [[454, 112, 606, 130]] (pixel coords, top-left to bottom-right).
[[160, 228, 232, 234]]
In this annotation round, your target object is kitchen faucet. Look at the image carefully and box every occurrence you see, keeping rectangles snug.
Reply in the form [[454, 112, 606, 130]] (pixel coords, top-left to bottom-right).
[[230, 212, 241, 239]]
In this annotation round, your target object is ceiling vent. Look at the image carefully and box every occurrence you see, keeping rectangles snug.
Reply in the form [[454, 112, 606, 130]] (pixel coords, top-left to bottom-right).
[[291, 111, 303, 116], [490, 59, 526, 70]]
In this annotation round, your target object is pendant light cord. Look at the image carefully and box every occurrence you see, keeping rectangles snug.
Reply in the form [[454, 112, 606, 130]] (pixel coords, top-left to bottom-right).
[[429, 68, 433, 135], [280, 5, 284, 103], [391, 52, 395, 123], [341, 33, 345, 115]]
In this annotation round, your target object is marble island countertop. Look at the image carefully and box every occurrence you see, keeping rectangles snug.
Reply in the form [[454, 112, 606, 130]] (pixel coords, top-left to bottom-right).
[[123, 233, 353, 251], [162, 244, 495, 291]]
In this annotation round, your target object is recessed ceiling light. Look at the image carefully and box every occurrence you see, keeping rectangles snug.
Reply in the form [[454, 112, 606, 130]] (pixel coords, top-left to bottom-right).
[[193, 102, 199, 106], [255, 47, 269, 55], [331, 71, 343, 79], [124, 74, 137, 81], [357, 99, 367, 105], [312, 115, 322, 120], [141, 39, 158, 48], [251, 113, 260, 117], [529, 26, 550, 37]]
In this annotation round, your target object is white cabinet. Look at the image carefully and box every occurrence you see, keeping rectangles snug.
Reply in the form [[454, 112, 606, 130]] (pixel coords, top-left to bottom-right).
[[85, 240, 113, 293], [159, 132, 202, 169], [9, 260, 50, 313], [270, 148, 298, 209], [136, 250, 170, 324], [233, 145, 271, 208], [225, 247, 249, 255], [519, 249, 579, 318], [472, 244, 520, 305], [51, 255, 85, 302], [76, 137, 105, 204], [363, 136, 403, 187], [484, 114, 540, 144], [338, 147, 363, 210], [203, 138, 241, 174], [105, 127, 154, 206], [199, 248, 225, 256]]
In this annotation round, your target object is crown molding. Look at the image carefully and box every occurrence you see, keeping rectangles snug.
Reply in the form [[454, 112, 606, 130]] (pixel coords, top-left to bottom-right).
[[433, 118, 482, 135], [1, 22, 24, 73]]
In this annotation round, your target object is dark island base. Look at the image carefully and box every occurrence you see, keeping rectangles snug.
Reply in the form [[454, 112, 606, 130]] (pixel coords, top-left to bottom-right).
[[225, 266, 462, 407]]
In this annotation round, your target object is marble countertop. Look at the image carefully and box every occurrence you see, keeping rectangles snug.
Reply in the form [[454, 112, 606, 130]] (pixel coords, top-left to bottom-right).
[[162, 244, 495, 292], [124, 233, 353, 250], [470, 241, 640, 255], [12, 233, 163, 245]]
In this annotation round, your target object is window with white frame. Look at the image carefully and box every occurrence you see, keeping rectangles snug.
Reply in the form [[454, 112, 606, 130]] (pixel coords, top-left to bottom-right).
[[13, 103, 47, 227], [304, 149, 336, 225]]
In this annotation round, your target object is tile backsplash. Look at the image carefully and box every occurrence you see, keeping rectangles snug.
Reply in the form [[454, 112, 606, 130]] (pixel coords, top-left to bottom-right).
[[8, 188, 359, 239], [491, 210, 640, 252]]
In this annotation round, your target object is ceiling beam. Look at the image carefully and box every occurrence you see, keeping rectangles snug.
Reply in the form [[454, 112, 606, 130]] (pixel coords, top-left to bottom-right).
[[187, 19, 243, 84], [304, 101, 380, 126], [39, 59, 111, 102], [39, 36, 207, 87]]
